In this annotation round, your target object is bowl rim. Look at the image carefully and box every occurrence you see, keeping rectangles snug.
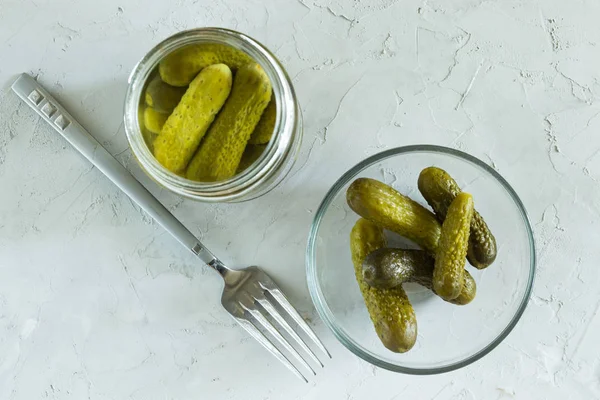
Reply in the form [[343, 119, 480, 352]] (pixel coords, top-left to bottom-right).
[[306, 144, 536, 375]]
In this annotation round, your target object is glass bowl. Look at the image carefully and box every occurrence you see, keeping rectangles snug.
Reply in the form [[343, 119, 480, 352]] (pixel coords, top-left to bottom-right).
[[306, 145, 535, 374]]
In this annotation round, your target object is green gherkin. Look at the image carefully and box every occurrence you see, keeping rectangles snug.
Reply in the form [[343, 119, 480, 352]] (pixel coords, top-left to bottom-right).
[[248, 98, 276, 145], [186, 63, 272, 182], [350, 219, 417, 353], [418, 166, 497, 269], [346, 178, 442, 253], [236, 144, 266, 173], [143, 107, 169, 134], [362, 248, 476, 305], [144, 76, 186, 113], [153, 64, 232, 174], [433, 192, 474, 301], [159, 43, 253, 87]]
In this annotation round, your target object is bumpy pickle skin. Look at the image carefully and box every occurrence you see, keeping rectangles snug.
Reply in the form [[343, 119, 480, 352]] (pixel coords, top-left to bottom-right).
[[433, 192, 474, 301], [248, 98, 276, 144], [186, 63, 272, 182], [236, 144, 266, 173], [144, 76, 186, 113], [153, 64, 232, 174], [351, 219, 417, 353], [159, 43, 253, 87], [418, 166, 497, 269], [143, 107, 169, 134], [362, 248, 476, 305], [346, 178, 442, 253]]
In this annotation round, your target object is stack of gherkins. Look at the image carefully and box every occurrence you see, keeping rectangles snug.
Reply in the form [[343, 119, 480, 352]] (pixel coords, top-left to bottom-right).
[[141, 43, 277, 181], [347, 167, 497, 353]]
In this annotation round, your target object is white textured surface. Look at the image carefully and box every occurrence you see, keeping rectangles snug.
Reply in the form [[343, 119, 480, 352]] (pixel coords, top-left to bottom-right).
[[1, 0, 599, 398]]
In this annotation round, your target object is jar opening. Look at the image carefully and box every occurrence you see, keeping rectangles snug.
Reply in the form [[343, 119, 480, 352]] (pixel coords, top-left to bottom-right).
[[124, 28, 300, 202]]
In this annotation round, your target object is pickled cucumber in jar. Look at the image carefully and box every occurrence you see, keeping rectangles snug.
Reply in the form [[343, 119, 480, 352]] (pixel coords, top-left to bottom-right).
[[249, 98, 276, 145], [153, 64, 232, 174], [143, 107, 169, 134], [159, 43, 253, 87], [144, 76, 186, 113], [237, 144, 266, 173], [186, 62, 272, 182]]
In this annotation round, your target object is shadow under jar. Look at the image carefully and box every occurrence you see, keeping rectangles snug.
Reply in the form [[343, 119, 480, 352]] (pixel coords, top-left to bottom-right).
[[124, 28, 302, 202]]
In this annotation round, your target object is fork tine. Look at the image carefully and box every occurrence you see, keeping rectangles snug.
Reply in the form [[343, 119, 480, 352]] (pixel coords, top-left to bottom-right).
[[265, 287, 331, 358], [235, 316, 308, 383], [256, 297, 324, 367], [243, 304, 316, 376]]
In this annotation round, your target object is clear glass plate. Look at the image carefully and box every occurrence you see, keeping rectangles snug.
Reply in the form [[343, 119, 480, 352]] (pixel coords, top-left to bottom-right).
[[306, 145, 535, 374]]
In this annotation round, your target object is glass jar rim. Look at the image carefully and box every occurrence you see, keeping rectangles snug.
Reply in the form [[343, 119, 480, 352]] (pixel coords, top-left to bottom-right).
[[124, 27, 299, 202]]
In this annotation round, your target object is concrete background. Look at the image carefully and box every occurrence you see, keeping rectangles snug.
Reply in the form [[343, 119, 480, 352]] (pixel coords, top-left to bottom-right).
[[1, 0, 599, 398]]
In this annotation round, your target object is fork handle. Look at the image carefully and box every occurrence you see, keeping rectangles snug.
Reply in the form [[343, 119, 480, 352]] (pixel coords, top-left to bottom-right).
[[12, 73, 223, 268]]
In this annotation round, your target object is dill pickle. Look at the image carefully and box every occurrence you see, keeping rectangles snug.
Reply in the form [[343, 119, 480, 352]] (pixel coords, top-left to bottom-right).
[[248, 98, 276, 144], [433, 192, 474, 301], [350, 219, 417, 353], [144, 76, 186, 113], [159, 43, 253, 87], [456, 274, 477, 306], [186, 63, 272, 182], [362, 248, 476, 305], [418, 167, 497, 269], [139, 105, 158, 153], [143, 107, 169, 134], [236, 144, 266, 173], [153, 64, 232, 174], [346, 178, 442, 253], [142, 130, 156, 153], [362, 249, 433, 289]]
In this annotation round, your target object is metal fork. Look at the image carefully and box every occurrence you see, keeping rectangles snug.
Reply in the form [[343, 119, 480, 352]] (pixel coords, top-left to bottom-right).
[[12, 73, 329, 382]]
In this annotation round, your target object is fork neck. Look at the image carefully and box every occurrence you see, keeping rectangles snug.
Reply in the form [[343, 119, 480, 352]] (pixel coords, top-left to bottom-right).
[[207, 258, 231, 277], [191, 242, 231, 277]]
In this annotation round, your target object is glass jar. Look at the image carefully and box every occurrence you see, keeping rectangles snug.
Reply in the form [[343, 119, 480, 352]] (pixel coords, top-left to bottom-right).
[[124, 28, 302, 202]]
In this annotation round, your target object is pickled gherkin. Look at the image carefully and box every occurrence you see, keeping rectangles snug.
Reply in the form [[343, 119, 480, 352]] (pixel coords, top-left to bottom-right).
[[350, 219, 417, 353], [433, 192, 474, 301], [159, 43, 253, 87], [248, 98, 276, 145], [362, 248, 434, 289], [346, 178, 442, 253], [237, 144, 266, 173], [186, 63, 272, 182], [144, 76, 186, 113], [143, 107, 169, 134], [153, 64, 232, 174], [418, 166, 497, 269], [362, 248, 476, 305]]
